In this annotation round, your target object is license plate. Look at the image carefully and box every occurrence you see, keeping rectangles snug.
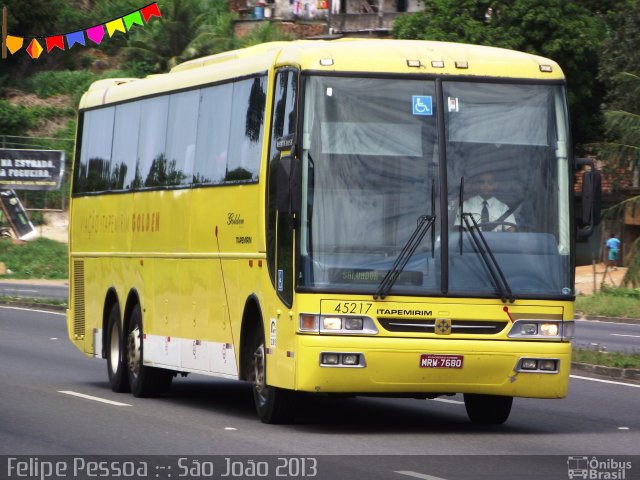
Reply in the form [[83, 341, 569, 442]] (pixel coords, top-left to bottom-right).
[[420, 354, 464, 368]]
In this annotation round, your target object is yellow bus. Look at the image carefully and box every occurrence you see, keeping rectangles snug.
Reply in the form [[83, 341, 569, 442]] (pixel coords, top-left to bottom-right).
[[68, 39, 588, 425]]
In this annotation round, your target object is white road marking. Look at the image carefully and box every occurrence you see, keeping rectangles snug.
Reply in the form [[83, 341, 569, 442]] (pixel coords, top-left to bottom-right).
[[570, 375, 640, 388], [0, 305, 65, 316], [577, 319, 640, 326], [432, 398, 464, 405], [610, 333, 640, 338], [59, 390, 131, 406], [395, 471, 448, 480]]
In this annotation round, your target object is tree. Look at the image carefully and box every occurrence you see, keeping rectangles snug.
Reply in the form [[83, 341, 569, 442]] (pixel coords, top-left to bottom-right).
[[124, 0, 237, 74], [596, 0, 640, 285], [0, 0, 91, 76], [392, 0, 608, 148]]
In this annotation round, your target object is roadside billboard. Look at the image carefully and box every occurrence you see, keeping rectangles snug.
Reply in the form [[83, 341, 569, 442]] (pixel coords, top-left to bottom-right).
[[0, 148, 65, 190]]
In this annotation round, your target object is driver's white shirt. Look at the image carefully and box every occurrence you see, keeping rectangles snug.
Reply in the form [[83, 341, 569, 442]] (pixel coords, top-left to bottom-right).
[[456, 195, 516, 231]]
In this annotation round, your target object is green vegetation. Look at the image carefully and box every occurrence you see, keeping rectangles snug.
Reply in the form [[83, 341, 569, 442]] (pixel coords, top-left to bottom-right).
[[573, 348, 640, 369], [0, 238, 67, 279], [575, 286, 640, 318]]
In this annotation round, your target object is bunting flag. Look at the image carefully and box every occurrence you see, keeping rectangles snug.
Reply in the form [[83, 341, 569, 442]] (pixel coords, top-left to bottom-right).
[[1, 2, 161, 60], [86, 25, 105, 45], [106, 18, 126, 37], [26, 38, 43, 59], [6, 35, 23, 54], [45, 35, 64, 53], [123, 11, 144, 30], [141, 3, 161, 22], [66, 31, 85, 49]]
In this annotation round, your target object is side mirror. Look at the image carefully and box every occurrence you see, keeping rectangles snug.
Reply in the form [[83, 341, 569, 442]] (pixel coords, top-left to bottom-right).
[[575, 158, 602, 239], [275, 135, 301, 222]]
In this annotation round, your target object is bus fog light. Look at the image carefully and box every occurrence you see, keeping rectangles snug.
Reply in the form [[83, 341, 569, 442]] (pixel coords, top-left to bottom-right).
[[342, 354, 359, 365], [521, 359, 538, 370], [540, 359, 557, 371], [321, 353, 339, 365], [540, 323, 559, 336], [344, 318, 363, 330], [322, 317, 342, 330]]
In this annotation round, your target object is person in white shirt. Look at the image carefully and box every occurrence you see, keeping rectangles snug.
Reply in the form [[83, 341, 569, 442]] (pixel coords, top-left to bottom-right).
[[456, 172, 516, 232]]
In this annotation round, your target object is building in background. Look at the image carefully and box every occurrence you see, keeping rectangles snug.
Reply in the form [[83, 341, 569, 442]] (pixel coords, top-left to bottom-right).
[[230, 0, 424, 38]]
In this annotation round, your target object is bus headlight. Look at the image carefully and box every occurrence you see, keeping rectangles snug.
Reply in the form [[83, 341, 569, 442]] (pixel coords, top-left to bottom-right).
[[345, 317, 364, 330], [508, 320, 573, 340], [520, 323, 538, 335], [540, 323, 559, 336], [322, 317, 342, 330], [299, 314, 378, 334]]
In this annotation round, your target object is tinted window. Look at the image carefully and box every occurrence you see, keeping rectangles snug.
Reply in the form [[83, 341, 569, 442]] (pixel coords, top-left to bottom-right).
[[111, 102, 140, 190], [194, 83, 233, 185], [135, 97, 169, 189], [227, 77, 266, 182], [75, 107, 115, 193], [165, 90, 199, 186]]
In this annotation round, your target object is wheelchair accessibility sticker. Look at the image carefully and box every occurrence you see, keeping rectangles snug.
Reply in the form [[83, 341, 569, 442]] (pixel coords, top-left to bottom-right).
[[412, 95, 433, 116]]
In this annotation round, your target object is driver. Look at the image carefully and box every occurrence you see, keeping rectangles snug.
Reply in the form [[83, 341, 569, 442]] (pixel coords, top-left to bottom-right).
[[456, 172, 516, 232]]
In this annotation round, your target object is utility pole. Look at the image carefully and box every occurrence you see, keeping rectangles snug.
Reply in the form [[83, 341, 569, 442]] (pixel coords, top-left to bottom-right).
[[2, 6, 7, 60]]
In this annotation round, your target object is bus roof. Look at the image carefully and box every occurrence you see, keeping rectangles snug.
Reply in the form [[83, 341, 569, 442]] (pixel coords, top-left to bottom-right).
[[79, 38, 564, 110]]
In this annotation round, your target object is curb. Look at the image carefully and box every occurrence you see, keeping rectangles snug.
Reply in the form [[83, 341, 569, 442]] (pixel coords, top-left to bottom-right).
[[0, 299, 66, 313], [571, 362, 640, 384]]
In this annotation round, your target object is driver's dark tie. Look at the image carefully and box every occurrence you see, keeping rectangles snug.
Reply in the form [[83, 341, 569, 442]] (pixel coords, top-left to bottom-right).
[[481, 200, 489, 230]]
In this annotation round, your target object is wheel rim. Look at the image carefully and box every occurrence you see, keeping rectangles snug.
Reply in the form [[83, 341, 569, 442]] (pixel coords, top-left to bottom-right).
[[252, 343, 268, 407], [108, 320, 120, 373], [127, 326, 141, 378]]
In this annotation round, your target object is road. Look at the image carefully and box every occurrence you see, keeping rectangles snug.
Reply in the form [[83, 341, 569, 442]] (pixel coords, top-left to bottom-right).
[[574, 319, 640, 353], [0, 281, 67, 302], [0, 305, 638, 480]]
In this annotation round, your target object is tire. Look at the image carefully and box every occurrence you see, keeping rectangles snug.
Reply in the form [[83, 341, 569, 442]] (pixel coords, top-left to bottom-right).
[[463, 394, 513, 424], [126, 304, 173, 397], [106, 303, 130, 393], [247, 322, 296, 424]]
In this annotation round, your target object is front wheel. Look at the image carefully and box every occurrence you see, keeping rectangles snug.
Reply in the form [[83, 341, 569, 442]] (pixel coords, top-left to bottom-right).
[[463, 394, 513, 424], [126, 305, 173, 397], [248, 324, 296, 424]]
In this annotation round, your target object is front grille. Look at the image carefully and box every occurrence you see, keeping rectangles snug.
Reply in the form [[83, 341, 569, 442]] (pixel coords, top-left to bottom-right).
[[378, 318, 508, 335]]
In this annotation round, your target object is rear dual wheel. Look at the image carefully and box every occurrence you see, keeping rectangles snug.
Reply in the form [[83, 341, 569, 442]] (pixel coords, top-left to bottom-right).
[[126, 305, 173, 397]]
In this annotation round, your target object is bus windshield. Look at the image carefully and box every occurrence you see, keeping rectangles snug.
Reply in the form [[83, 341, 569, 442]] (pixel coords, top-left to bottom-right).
[[298, 75, 572, 299]]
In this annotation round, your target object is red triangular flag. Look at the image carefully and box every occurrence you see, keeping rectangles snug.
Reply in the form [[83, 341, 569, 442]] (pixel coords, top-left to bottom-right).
[[141, 3, 161, 22], [45, 35, 65, 53]]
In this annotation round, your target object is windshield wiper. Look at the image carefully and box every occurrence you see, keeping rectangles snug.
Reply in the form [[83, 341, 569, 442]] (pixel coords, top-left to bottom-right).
[[374, 214, 435, 300], [460, 213, 515, 303], [457, 177, 515, 303]]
